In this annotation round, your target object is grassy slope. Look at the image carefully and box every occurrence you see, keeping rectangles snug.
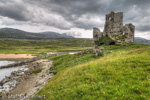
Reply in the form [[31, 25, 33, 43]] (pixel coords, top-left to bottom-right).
[[33, 44, 150, 100], [0, 38, 92, 54]]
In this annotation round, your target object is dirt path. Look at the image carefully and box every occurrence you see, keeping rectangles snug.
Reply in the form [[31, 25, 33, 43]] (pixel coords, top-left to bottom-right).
[[1, 59, 54, 100]]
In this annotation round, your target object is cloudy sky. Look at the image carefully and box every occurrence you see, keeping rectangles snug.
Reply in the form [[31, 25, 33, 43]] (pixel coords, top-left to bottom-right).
[[0, 0, 150, 39]]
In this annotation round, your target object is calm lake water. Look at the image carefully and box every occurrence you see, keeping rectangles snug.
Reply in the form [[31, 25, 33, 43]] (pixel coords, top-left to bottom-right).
[[0, 61, 27, 81], [0, 61, 28, 92], [68, 52, 79, 55], [0, 61, 15, 67]]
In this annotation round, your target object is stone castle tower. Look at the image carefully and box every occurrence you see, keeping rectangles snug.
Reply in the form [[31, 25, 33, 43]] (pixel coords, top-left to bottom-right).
[[104, 11, 123, 35], [93, 11, 135, 45]]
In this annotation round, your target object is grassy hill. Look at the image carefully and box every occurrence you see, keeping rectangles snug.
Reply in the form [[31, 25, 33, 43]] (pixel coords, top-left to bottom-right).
[[32, 43, 150, 100], [0, 28, 73, 39]]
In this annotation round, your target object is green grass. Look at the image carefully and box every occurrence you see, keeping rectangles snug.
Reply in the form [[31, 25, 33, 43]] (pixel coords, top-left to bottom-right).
[[0, 38, 92, 54], [32, 43, 150, 100], [32, 68, 42, 74], [49, 52, 103, 74]]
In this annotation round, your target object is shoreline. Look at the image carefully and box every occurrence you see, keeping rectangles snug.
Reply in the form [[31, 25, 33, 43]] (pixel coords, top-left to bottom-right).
[[0, 58, 29, 62], [0, 59, 54, 100], [0, 54, 36, 62], [0, 51, 79, 100], [0, 54, 35, 59]]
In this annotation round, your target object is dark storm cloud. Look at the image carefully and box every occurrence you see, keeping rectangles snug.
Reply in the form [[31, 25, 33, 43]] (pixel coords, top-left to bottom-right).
[[1, 0, 150, 32], [137, 25, 150, 32], [24, 0, 109, 29], [26, 0, 150, 17], [0, 0, 30, 21], [24, 0, 150, 31]]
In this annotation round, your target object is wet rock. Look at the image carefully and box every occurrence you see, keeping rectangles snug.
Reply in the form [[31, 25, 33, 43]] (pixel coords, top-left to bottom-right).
[[2, 90, 6, 93], [11, 72, 16, 76], [17, 70, 23, 73], [9, 84, 13, 88]]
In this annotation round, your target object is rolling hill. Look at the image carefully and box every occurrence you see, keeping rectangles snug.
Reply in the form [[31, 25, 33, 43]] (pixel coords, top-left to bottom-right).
[[0, 28, 73, 39]]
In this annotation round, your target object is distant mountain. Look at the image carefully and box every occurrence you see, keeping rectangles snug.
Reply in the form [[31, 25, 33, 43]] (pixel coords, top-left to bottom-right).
[[135, 37, 147, 40], [135, 37, 150, 44], [62, 32, 82, 38], [40, 31, 73, 38], [0, 28, 73, 39], [0, 28, 45, 39]]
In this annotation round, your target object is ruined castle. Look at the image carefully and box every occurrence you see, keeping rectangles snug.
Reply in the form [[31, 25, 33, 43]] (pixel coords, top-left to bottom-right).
[[93, 11, 135, 46]]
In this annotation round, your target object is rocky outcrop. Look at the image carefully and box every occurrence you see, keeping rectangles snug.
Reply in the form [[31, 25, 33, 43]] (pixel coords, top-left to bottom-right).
[[93, 11, 135, 46]]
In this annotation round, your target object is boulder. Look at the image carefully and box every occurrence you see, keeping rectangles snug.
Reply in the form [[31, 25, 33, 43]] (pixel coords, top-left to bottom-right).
[[93, 46, 102, 57]]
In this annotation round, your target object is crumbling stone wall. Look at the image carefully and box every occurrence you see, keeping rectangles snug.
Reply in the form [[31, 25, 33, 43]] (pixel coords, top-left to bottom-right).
[[123, 23, 135, 42], [93, 27, 104, 46], [93, 27, 101, 42], [104, 11, 123, 36], [93, 11, 135, 45]]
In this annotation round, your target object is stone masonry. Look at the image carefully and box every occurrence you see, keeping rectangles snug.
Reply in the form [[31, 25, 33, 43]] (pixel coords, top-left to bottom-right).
[[93, 11, 135, 46], [104, 11, 123, 36]]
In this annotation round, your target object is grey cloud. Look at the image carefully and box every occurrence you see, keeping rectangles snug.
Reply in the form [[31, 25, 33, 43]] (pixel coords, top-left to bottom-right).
[[24, 0, 150, 31], [24, 0, 108, 29], [136, 25, 150, 32], [1, 0, 150, 32], [0, 1, 30, 21]]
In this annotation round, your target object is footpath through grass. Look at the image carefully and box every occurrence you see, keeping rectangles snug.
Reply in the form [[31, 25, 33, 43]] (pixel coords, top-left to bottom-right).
[[32, 44, 150, 100]]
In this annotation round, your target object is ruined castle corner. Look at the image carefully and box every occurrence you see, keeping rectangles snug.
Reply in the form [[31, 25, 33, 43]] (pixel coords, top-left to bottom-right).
[[123, 23, 135, 43]]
